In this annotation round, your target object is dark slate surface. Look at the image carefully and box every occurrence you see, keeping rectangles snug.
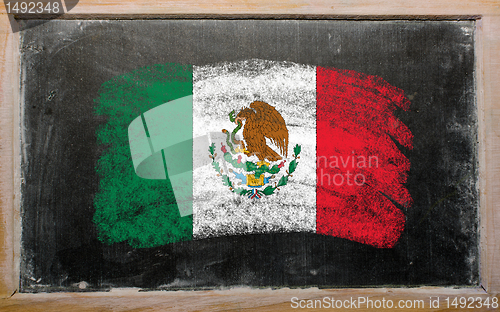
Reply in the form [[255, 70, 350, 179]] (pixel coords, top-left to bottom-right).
[[19, 19, 478, 291]]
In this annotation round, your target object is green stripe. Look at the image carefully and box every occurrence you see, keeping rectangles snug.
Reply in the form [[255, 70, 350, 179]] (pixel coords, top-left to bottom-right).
[[93, 63, 193, 248]]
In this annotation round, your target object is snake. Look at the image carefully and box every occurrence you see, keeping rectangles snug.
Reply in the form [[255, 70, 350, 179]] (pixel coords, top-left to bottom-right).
[[222, 110, 244, 154]]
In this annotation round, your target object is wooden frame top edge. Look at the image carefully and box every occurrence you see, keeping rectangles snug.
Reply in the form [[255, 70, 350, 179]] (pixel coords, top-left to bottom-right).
[[9, 14, 483, 20]]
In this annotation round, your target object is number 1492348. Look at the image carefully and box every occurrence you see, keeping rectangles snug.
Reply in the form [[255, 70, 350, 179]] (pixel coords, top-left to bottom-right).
[[445, 296, 498, 309], [5, 1, 61, 14]]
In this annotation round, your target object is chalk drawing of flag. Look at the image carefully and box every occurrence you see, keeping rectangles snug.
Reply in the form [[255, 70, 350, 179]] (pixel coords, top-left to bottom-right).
[[94, 60, 413, 249]]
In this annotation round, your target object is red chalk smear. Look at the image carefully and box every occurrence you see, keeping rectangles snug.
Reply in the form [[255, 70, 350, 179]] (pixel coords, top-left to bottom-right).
[[316, 67, 413, 248]]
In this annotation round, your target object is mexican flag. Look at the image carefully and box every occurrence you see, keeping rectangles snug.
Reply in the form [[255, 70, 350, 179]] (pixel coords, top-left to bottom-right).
[[94, 60, 413, 249]]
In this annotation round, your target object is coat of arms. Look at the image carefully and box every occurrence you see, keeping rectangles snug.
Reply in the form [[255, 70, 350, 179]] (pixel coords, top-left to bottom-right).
[[209, 101, 302, 199]]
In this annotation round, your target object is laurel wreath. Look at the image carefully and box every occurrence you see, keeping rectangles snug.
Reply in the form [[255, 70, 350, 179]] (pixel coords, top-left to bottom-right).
[[209, 143, 301, 197]]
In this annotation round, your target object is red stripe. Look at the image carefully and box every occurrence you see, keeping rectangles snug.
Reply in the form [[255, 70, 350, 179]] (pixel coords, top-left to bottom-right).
[[316, 67, 413, 248]]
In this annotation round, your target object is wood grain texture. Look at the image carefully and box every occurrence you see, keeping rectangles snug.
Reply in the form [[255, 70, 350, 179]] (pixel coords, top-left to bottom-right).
[[0, 12, 18, 299], [0, 0, 500, 310], [1, 288, 499, 311], [480, 14, 500, 294], [0, 0, 498, 15]]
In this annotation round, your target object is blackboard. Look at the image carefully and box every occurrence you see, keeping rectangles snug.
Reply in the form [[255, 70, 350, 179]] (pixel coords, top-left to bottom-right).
[[18, 19, 478, 292]]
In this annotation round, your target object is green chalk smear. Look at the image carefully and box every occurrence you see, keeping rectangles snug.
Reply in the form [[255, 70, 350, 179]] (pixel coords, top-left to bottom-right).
[[93, 63, 193, 248]]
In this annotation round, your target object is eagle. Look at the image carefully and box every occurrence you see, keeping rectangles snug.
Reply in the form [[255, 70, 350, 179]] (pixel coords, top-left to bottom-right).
[[234, 101, 289, 162]]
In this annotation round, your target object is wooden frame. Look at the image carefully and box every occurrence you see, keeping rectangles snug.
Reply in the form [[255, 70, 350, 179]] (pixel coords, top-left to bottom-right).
[[1, 1, 499, 310]]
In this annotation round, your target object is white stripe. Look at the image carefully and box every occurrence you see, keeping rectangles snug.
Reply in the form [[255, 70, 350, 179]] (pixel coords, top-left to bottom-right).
[[193, 60, 317, 238]]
